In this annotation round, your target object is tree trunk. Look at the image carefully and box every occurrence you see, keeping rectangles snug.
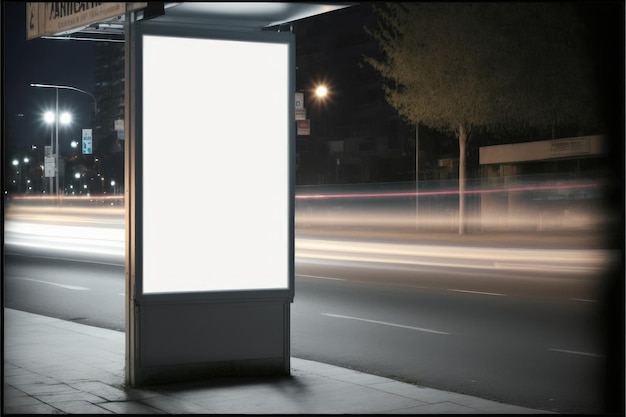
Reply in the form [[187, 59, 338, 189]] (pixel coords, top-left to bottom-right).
[[415, 121, 419, 231], [458, 124, 467, 235]]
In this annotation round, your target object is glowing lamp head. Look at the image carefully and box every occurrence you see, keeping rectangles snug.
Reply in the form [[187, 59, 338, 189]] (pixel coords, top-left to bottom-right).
[[60, 112, 71, 125], [44, 111, 55, 124], [315, 85, 328, 98]]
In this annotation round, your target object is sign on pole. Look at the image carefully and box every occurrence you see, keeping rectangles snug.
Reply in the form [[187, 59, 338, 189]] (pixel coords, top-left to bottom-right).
[[82, 129, 93, 154], [115, 119, 125, 140], [297, 119, 310, 136], [44, 156, 55, 177], [295, 92, 303, 109]]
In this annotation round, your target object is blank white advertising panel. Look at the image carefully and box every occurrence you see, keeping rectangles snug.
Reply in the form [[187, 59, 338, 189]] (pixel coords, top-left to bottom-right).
[[141, 33, 291, 294]]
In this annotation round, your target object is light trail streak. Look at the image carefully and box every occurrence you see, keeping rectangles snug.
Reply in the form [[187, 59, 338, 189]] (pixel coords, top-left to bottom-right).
[[4, 220, 125, 260], [9, 179, 604, 202], [295, 181, 605, 200], [296, 238, 614, 274], [10, 195, 123, 203]]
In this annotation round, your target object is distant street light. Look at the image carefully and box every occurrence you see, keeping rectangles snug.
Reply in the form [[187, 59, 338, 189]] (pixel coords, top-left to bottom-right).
[[43, 109, 71, 195], [306, 83, 332, 139], [31, 83, 97, 199], [44, 111, 54, 124], [12, 159, 19, 192], [60, 112, 72, 124], [12, 158, 29, 193], [315, 85, 328, 98]]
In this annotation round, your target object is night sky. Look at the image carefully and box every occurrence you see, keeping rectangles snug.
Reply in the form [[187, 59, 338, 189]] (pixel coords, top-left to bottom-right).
[[3, 2, 623, 185], [3, 2, 97, 157], [2, 3, 364, 158], [2, 2, 380, 185]]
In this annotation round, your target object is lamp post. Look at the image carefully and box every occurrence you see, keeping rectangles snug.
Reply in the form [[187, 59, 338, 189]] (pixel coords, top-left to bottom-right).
[[31, 83, 97, 198], [23, 157, 30, 194], [74, 172, 82, 195], [12, 159, 20, 193], [310, 84, 333, 181], [415, 121, 419, 231], [44, 111, 54, 194], [11, 157, 30, 193], [44, 110, 70, 194]]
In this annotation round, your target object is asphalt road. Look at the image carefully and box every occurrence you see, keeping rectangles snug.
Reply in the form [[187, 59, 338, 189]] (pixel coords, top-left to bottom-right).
[[291, 258, 608, 414], [3, 204, 620, 413]]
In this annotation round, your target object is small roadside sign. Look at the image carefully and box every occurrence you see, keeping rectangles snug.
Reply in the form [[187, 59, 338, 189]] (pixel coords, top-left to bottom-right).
[[44, 156, 55, 177], [297, 119, 310, 136], [295, 92, 304, 109], [82, 129, 93, 154]]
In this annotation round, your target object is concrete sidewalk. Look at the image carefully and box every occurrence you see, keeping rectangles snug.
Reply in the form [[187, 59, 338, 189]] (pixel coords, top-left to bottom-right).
[[3, 308, 550, 414]]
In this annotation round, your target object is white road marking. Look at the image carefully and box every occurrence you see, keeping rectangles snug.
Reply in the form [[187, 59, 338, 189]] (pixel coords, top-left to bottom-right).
[[297, 274, 345, 281], [322, 313, 450, 335], [548, 348, 604, 358], [447, 289, 506, 297], [19, 277, 89, 291], [299, 275, 508, 298]]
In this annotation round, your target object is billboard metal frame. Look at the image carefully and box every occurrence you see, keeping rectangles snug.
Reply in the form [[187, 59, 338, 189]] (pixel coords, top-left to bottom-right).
[[125, 14, 295, 386], [133, 22, 295, 304]]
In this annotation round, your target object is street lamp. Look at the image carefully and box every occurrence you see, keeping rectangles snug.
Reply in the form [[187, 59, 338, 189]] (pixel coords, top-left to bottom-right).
[[31, 84, 97, 115], [44, 111, 54, 195], [12, 159, 19, 193], [31, 83, 97, 199], [11, 157, 29, 193], [43, 110, 71, 194], [74, 172, 82, 195], [315, 84, 328, 99]]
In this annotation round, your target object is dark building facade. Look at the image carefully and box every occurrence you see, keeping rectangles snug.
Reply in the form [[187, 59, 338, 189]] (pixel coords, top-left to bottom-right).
[[93, 41, 125, 195], [292, 4, 418, 185]]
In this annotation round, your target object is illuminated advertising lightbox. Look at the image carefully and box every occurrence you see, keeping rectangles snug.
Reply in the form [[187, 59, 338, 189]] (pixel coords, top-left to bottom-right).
[[140, 30, 293, 295]]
